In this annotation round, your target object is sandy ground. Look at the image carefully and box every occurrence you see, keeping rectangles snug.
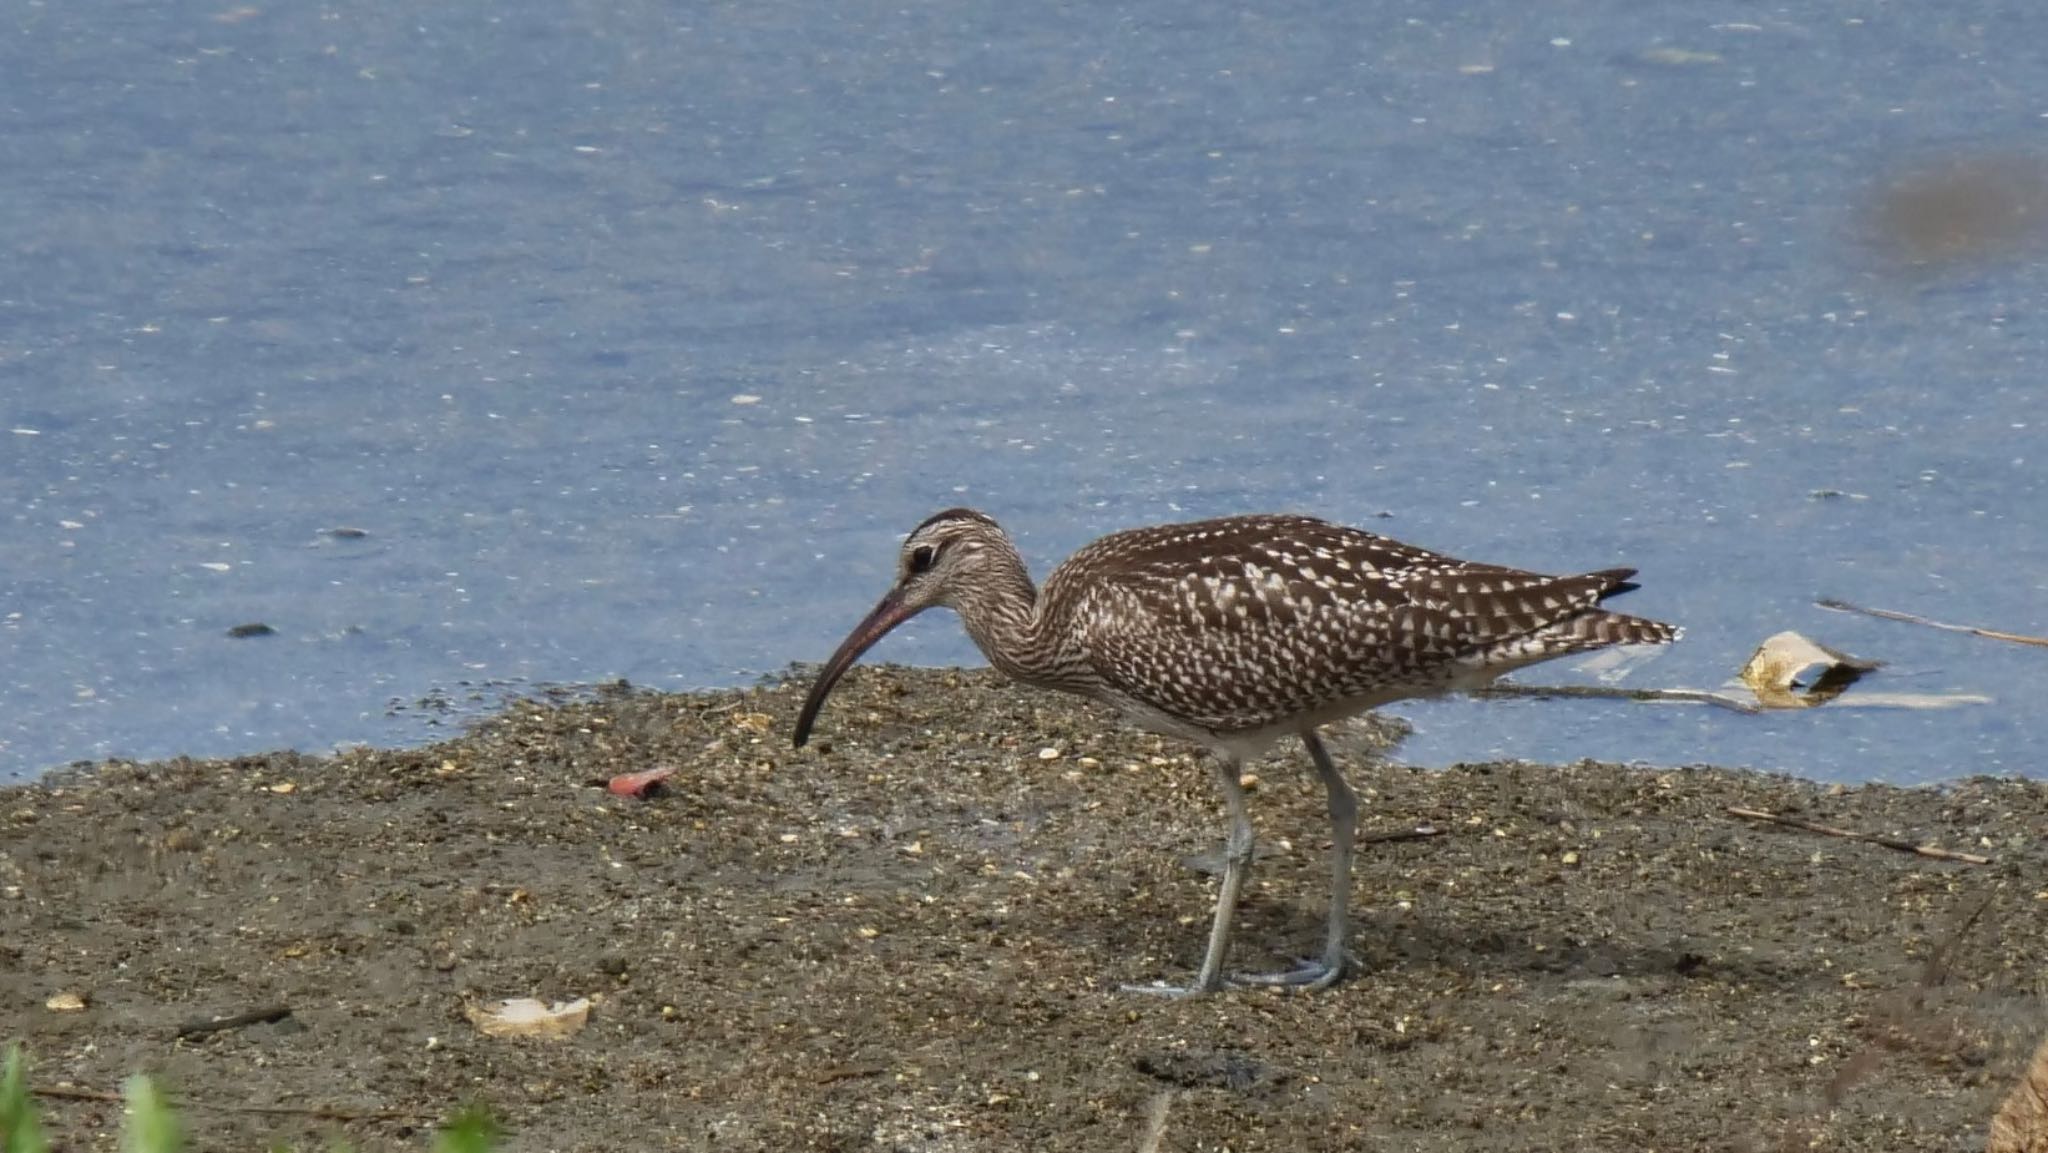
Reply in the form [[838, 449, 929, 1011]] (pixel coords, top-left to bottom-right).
[[2, 666, 2043, 1152]]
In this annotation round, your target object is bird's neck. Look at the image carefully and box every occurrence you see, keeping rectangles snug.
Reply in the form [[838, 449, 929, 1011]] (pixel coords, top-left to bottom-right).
[[953, 549, 1057, 686]]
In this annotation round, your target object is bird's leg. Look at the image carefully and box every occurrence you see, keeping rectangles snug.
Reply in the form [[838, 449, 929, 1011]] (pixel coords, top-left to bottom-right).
[[1305, 730, 1360, 983], [1122, 754, 1253, 997], [1232, 730, 1358, 990]]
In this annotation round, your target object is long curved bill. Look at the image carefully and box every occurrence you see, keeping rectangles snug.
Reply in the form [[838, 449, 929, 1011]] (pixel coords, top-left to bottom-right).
[[792, 589, 921, 747]]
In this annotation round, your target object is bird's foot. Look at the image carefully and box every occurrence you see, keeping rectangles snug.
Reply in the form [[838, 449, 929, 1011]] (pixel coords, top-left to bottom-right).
[[1228, 954, 1354, 991]]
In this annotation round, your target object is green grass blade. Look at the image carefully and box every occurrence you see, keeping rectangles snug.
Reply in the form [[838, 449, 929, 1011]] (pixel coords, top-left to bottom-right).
[[121, 1075, 183, 1153], [2, 1044, 52, 1153], [432, 1104, 501, 1153]]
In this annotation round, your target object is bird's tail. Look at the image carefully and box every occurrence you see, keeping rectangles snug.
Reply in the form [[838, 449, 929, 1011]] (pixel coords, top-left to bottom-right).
[[1559, 608, 1683, 648]]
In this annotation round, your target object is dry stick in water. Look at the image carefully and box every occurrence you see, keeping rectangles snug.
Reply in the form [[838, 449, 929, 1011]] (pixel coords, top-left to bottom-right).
[[1473, 683, 1763, 714], [1817, 598, 2048, 648], [1724, 806, 1993, 865]]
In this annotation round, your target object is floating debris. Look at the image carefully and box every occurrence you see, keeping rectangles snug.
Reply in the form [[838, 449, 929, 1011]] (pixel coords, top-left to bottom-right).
[[1639, 47, 1722, 66], [1868, 152, 2048, 270], [1739, 631, 1880, 709]]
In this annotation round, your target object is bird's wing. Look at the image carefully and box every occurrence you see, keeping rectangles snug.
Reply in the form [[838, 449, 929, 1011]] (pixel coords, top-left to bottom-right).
[[1046, 515, 1632, 732]]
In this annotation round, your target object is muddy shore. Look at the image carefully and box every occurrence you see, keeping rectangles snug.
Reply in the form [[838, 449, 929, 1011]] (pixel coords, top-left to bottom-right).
[[2, 667, 2042, 1151]]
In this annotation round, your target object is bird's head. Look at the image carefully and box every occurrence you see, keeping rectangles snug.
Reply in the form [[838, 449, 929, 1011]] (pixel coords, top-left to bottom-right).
[[792, 508, 1011, 747], [885, 507, 1010, 612]]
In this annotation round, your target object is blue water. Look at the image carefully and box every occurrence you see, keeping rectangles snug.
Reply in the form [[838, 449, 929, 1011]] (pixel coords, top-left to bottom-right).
[[3, 1, 2044, 784]]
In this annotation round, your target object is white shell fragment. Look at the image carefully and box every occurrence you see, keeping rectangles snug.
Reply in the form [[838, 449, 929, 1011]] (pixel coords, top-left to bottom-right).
[[1739, 631, 1880, 709], [465, 996, 591, 1039]]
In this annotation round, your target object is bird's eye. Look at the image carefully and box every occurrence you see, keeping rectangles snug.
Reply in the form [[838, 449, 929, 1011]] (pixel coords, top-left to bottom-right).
[[908, 545, 938, 574]]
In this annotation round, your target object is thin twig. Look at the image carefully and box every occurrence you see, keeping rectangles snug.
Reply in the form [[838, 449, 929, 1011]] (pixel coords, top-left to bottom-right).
[[1919, 889, 1998, 989], [175, 1004, 292, 1040], [1135, 1090, 1174, 1153], [1825, 888, 2002, 1110], [1360, 824, 1444, 845], [1473, 683, 1763, 714], [28, 1086, 122, 1104], [30, 1085, 434, 1122], [812, 1064, 888, 1085], [1818, 598, 2048, 648], [1724, 806, 1992, 865]]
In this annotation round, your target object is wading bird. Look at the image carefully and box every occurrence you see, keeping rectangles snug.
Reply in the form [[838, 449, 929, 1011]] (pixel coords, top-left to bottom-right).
[[792, 508, 1678, 996]]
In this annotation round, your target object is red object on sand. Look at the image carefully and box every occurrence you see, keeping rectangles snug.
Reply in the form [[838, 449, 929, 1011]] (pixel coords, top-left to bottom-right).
[[607, 766, 676, 798]]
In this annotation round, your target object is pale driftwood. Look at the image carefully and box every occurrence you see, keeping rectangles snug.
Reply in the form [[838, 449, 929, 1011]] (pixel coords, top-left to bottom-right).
[[1724, 806, 1992, 865]]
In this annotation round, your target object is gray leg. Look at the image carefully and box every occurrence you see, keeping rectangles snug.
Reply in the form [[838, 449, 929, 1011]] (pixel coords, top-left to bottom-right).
[[1233, 729, 1357, 990], [1123, 754, 1253, 997]]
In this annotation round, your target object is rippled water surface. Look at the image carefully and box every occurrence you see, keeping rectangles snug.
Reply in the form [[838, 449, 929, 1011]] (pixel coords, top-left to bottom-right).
[[4, 1, 2044, 783]]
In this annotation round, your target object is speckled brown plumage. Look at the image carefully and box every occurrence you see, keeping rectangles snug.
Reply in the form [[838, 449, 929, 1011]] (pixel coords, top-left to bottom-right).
[[1039, 513, 1674, 742], [794, 507, 1680, 995]]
